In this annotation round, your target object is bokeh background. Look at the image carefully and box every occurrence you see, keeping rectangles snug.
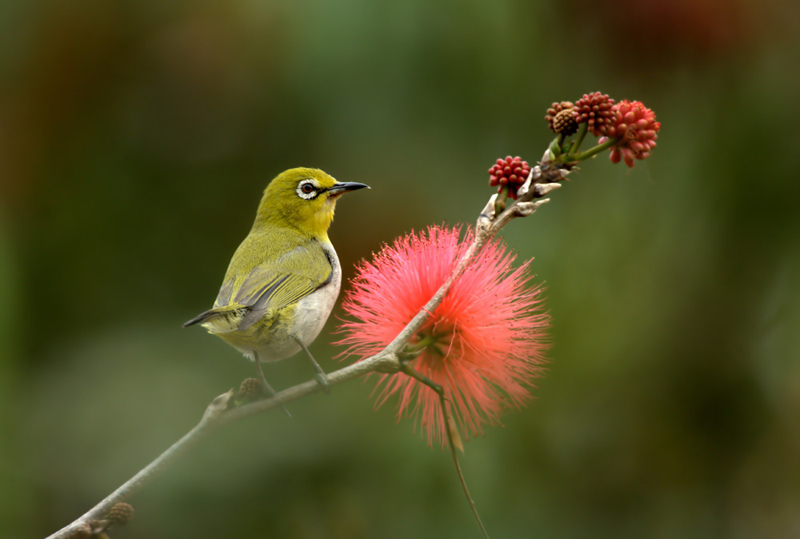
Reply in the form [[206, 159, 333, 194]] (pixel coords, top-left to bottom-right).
[[2, 1, 800, 538]]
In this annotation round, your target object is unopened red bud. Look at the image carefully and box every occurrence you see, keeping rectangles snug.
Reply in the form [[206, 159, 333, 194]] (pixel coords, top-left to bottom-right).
[[486, 155, 531, 198], [575, 92, 616, 136], [545, 101, 577, 134]]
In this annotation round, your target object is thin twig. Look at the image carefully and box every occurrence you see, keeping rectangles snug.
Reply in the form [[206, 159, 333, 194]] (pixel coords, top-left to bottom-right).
[[46, 148, 569, 539], [441, 393, 489, 539], [400, 361, 490, 538], [45, 351, 398, 539]]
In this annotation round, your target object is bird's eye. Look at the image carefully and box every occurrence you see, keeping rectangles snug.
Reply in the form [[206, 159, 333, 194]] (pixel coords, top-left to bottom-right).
[[296, 180, 319, 199]]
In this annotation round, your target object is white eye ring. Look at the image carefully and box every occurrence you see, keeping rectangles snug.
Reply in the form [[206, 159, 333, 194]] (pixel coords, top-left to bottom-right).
[[296, 179, 319, 200]]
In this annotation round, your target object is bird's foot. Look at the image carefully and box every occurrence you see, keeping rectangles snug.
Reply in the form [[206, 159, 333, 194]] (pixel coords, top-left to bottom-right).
[[260, 382, 292, 418], [253, 357, 292, 417], [314, 372, 331, 394], [293, 337, 331, 395]]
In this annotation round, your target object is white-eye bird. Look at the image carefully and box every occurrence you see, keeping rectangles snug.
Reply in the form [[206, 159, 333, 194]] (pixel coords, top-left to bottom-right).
[[184, 167, 368, 399]]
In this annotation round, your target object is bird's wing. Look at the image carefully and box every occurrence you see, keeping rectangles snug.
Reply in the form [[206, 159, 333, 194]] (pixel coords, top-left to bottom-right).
[[213, 236, 333, 330], [230, 244, 332, 308], [183, 229, 334, 332]]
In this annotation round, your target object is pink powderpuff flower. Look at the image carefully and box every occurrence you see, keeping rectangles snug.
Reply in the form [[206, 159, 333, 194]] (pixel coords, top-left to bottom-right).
[[336, 225, 549, 446]]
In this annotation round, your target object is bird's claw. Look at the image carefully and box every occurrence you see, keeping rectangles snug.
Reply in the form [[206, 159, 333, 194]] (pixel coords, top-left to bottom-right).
[[314, 373, 331, 394]]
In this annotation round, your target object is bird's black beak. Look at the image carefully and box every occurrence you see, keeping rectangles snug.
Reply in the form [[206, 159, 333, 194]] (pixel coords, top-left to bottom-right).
[[327, 182, 370, 194]]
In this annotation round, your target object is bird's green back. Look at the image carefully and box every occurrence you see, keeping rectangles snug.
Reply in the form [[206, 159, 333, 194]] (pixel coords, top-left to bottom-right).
[[214, 226, 333, 315]]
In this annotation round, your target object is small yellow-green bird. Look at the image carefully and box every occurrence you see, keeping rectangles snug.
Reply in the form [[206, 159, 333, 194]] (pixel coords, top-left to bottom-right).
[[184, 167, 368, 399]]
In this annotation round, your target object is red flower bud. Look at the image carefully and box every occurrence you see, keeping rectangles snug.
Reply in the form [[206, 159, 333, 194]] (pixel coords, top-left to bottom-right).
[[545, 102, 578, 135], [575, 92, 616, 136], [600, 100, 660, 167], [488, 156, 532, 199]]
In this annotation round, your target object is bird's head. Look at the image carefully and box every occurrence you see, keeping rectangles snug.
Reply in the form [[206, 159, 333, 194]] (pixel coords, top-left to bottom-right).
[[255, 168, 369, 238]]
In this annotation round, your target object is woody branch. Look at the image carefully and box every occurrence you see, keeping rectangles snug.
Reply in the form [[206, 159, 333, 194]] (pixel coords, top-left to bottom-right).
[[46, 148, 567, 539]]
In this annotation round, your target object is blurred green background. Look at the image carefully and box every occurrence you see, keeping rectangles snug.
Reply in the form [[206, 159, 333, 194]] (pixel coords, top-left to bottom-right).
[[2, 0, 799, 537]]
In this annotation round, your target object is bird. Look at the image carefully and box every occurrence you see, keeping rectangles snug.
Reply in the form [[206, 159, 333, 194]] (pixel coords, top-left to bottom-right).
[[184, 167, 369, 402]]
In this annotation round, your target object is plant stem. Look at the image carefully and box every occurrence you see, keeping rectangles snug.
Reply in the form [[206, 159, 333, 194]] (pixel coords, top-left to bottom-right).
[[569, 122, 588, 155], [494, 186, 508, 215], [400, 361, 489, 539], [550, 134, 564, 157], [571, 137, 619, 162], [441, 391, 489, 539], [406, 334, 438, 353], [45, 350, 397, 539]]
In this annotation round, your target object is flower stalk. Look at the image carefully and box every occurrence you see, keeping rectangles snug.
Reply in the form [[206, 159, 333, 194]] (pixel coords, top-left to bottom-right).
[[570, 136, 620, 162], [569, 122, 589, 155], [400, 360, 489, 539]]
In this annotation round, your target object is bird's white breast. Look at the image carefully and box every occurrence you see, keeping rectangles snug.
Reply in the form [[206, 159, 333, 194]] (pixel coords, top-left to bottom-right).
[[291, 242, 342, 345], [253, 241, 341, 362]]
